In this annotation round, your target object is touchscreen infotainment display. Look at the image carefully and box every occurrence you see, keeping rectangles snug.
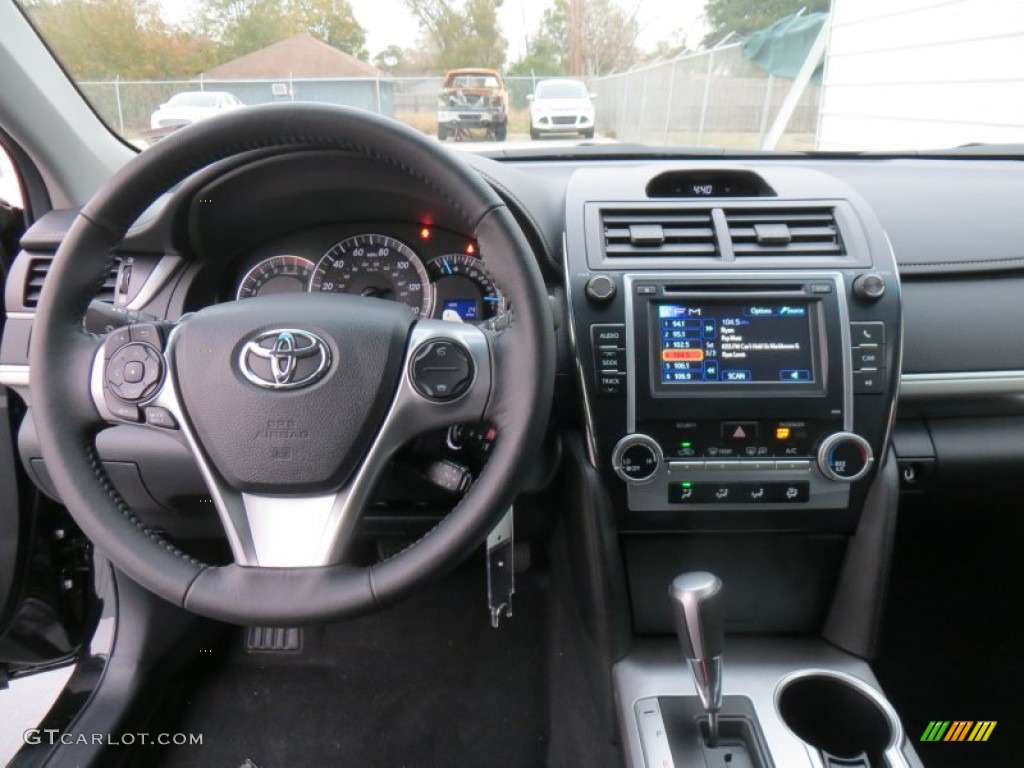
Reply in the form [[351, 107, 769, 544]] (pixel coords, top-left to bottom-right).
[[657, 301, 815, 385]]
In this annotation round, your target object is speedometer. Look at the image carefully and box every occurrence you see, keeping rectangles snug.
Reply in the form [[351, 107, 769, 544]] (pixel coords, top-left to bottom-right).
[[309, 234, 432, 316]]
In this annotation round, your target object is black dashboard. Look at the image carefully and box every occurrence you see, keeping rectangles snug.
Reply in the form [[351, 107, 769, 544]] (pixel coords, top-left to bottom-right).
[[4, 148, 1024, 552]]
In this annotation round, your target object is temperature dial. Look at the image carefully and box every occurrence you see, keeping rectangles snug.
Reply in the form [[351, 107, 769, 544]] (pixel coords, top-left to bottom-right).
[[817, 432, 874, 482], [612, 434, 663, 484]]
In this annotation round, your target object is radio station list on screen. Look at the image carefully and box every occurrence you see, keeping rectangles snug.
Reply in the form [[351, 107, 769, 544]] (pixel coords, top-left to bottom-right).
[[657, 303, 814, 384]]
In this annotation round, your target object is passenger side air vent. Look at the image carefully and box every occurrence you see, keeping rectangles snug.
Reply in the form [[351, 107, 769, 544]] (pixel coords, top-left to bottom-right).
[[23, 257, 120, 308], [725, 208, 843, 256], [602, 209, 717, 258]]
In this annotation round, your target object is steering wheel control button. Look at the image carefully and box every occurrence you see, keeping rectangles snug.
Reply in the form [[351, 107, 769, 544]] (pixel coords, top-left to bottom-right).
[[106, 343, 163, 403], [411, 339, 473, 400], [817, 432, 874, 482], [123, 361, 145, 383], [104, 394, 140, 422], [584, 274, 617, 303], [612, 435, 663, 484], [144, 406, 178, 429], [103, 327, 133, 355], [129, 322, 163, 348]]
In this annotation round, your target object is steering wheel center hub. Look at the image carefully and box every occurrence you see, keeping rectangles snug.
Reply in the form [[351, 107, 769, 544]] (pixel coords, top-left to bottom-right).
[[172, 292, 414, 493]]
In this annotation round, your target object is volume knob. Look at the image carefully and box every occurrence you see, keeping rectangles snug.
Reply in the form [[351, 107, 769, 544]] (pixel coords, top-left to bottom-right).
[[817, 432, 874, 482], [612, 434, 663, 484], [585, 275, 617, 303]]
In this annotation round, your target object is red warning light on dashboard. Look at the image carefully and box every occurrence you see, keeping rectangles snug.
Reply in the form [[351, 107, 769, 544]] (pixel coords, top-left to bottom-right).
[[466, 243, 476, 254], [419, 227, 431, 240], [776, 427, 792, 440], [662, 349, 704, 362]]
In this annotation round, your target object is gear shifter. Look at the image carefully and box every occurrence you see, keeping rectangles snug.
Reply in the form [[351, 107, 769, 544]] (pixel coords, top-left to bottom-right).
[[669, 572, 724, 745]]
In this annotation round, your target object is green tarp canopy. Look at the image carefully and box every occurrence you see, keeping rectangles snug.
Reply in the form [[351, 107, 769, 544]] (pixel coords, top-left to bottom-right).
[[742, 11, 827, 83]]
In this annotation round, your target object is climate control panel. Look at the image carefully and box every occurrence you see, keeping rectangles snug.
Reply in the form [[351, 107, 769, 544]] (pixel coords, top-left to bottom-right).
[[612, 430, 862, 512]]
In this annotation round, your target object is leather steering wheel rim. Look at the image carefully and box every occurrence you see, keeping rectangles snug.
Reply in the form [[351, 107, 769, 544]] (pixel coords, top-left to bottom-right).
[[28, 103, 555, 625]]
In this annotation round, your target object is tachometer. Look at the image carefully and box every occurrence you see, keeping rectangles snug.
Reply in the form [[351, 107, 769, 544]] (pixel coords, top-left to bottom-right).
[[309, 234, 432, 316], [236, 255, 314, 300], [425, 253, 506, 322]]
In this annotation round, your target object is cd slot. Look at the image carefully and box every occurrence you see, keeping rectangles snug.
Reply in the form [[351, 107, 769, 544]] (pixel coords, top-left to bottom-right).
[[661, 283, 806, 295]]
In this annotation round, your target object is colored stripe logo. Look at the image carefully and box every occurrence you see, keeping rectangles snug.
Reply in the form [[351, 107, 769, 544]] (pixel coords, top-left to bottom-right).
[[920, 721, 996, 742]]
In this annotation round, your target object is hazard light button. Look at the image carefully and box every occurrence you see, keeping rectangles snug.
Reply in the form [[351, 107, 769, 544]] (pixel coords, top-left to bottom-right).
[[721, 421, 758, 442]]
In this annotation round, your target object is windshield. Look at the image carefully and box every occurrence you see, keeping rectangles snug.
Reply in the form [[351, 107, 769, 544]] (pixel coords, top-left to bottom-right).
[[535, 81, 588, 100], [13, 0, 1024, 153]]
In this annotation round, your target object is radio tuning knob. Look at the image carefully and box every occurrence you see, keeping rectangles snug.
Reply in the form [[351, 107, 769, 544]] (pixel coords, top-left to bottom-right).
[[585, 274, 617, 303], [817, 432, 874, 482], [853, 273, 886, 301], [612, 434, 663, 484]]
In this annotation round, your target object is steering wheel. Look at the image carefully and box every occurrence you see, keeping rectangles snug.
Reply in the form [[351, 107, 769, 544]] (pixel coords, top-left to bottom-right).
[[28, 104, 555, 625]]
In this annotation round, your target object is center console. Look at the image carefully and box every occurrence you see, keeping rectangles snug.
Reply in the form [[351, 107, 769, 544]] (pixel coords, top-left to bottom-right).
[[564, 165, 901, 534], [562, 164, 913, 767]]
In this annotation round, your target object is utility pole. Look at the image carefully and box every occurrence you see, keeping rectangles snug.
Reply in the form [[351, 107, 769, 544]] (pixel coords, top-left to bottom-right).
[[570, 0, 584, 76]]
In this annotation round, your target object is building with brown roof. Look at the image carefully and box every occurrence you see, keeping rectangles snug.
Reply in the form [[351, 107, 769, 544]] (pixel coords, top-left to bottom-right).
[[203, 33, 380, 79]]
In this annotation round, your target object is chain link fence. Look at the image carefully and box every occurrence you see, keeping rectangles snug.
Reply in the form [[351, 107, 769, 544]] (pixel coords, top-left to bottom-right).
[[588, 43, 820, 149], [79, 54, 820, 149]]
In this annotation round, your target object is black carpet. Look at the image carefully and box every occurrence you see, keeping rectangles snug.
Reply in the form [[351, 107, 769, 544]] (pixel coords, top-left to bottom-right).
[[148, 563, 549, 768], [873, 486, 1024, 768]]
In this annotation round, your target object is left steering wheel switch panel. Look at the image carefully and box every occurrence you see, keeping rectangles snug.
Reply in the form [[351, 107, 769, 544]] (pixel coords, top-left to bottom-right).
[[101, 324, 166, 422]]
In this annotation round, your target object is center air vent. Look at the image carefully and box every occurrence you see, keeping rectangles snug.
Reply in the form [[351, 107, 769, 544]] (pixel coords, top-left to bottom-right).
[[602, 209, 717, 258], [725, 208, 843, 256], [23, 257, 120, 308]]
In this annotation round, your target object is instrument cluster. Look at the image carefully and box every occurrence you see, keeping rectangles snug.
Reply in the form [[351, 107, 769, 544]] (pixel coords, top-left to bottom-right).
[[234, 222, 506, 324]]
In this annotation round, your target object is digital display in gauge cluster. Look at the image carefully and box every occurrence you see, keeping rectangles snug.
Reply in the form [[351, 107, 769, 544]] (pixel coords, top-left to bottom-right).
[[234, 224, 506, 324]]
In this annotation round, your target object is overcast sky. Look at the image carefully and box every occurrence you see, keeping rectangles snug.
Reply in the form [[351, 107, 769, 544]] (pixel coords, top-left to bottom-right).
[[160, 0, 708, 61]]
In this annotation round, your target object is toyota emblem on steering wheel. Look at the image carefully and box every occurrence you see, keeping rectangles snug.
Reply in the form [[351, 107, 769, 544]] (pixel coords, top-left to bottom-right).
[[239, 329, 331, 390]]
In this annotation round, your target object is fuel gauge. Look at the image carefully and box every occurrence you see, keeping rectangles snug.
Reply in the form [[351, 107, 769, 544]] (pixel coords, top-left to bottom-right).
[[425, 253, 506, 322]]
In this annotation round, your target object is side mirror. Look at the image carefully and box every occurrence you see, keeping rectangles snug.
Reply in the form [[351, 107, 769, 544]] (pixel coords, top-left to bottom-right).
[[526, 94, 534, 101]]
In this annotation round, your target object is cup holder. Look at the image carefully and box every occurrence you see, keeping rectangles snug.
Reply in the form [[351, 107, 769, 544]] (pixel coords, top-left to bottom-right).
[[776, 671, 906, 768]]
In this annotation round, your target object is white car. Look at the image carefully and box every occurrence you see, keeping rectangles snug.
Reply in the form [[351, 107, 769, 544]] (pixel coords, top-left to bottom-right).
[[149, 90, 244, 130], [527, 79, 596, 139]]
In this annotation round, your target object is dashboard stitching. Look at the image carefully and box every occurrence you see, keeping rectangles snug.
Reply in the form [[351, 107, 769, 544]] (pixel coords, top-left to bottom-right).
[[901, 256, 1024, 267]]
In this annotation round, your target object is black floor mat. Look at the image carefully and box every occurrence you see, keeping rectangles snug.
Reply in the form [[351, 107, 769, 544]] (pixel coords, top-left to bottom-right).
[[873, 490, 1024, 768], [148, 564, 549, 768]]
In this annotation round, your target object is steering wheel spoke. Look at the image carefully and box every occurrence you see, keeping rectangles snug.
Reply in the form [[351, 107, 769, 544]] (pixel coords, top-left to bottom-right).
[[146, 315, 493, 568]]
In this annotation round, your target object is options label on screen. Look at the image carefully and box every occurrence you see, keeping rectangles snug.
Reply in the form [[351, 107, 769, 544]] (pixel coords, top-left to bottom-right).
[[657, 302, 814, 384]]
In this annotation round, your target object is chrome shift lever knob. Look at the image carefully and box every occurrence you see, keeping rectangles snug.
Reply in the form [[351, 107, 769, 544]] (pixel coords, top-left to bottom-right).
[[669, 572, 724, 743]]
